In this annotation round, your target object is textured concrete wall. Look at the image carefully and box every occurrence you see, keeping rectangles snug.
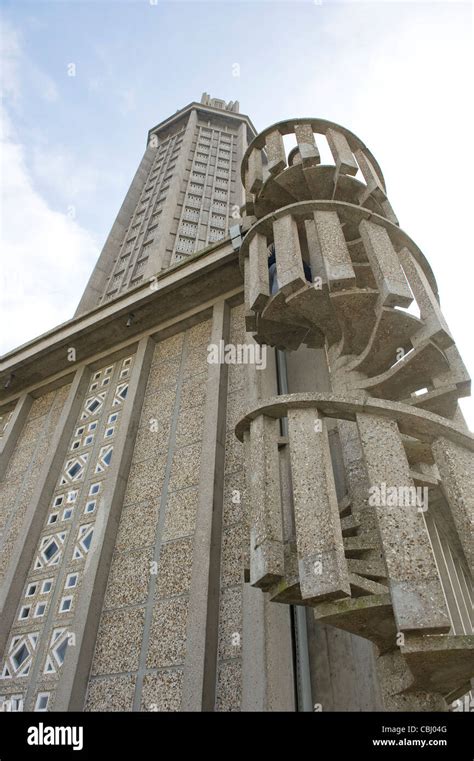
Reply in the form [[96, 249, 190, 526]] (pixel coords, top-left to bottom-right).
[[0, 355, 141, 711], [82, 302, 298, 712], [0, 386, 71, 585], [85, 320, 212, 711]]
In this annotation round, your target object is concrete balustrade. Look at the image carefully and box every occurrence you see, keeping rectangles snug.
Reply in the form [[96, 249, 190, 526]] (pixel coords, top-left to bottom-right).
[[359, 220, 413, 308], [273, 214, 307, 295], [247, 232, 270, 312], [239, 203, 471, 431], [239, 200, 442, 364], [248, 415, 285, 589], [326, 127, 359, 176], [246, 147, 264, 194], [240, 118, 389, 222], [287, 407, 351, 601], [356, 412, 450, 635], [265, 129, 287, 176], [294, 123, 320, 167], [313, 210, 356, 292], [354, 148, 386, 202], [236, 393, 474, 696]]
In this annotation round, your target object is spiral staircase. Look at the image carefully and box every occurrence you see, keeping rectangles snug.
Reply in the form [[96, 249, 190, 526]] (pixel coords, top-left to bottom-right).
[[235, 118, 474, 705]]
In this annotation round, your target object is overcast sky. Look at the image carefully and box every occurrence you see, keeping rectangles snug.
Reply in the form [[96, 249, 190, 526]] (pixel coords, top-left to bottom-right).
[[0, 0, 473, 425]]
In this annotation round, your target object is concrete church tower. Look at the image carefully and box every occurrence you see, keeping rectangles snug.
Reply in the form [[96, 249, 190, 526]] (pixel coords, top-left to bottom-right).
[[0, 98, 473, 713], [76, 93, 248, 314]]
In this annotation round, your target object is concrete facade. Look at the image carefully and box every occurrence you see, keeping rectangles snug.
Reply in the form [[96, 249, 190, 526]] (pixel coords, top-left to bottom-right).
[[0, 100, 472, 713]]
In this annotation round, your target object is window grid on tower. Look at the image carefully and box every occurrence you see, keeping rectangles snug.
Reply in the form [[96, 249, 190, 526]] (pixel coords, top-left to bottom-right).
[[178, 126, 208, 258], [171, 124, 208, 263], [170, 124, 237, 265], [207, 129, 236, 244], [183, 207, 199, 222], [100, 126, 186, 303]]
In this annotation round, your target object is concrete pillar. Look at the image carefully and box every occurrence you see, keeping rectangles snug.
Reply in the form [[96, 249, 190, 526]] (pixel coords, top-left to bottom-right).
[[248, 232, 270, 312], [304, 219, 327, 290], [265, 130, 286, 176], [287, 408, 350, 600], [359, 219, 413, 308], [431, 437, 474, 575], [285, 345, 384, 711], [353, 148, 386, 202], [248, 415, 285, 589], [313, 210, 356, 291], [241, 582, 295, 711], [326, 128, 358, 176], [247, 148, 263, 194], [356, 413, 450, 635], [273, 214, 306, 294], [240, 335, 295, 710], [294, 124, 320, 167], [182, 302, 230, 711], [0, 394, 33, 480], [307, 619, 383, 711], [399, 247, 453, 350]]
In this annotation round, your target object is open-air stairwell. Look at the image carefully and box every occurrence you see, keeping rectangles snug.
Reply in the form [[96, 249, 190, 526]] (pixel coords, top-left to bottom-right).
[[237, 117, 474, 708]]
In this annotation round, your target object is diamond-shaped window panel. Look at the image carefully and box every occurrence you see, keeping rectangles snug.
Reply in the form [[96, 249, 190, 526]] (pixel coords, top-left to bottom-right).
[[113, 383, 128, 406], [35, 533, 66, 570], [44, 629, 69, 674], [60, 455, 88, 485], [81, 393, 106, 420], [12, 643, 28, 669], [95, 446, 113, 473], [43, 540, 59, 562], [73, 525, 94, 560], [6, 632, 38, 677], [67, 463, 81, 479], [55, 639, 68, 665]]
